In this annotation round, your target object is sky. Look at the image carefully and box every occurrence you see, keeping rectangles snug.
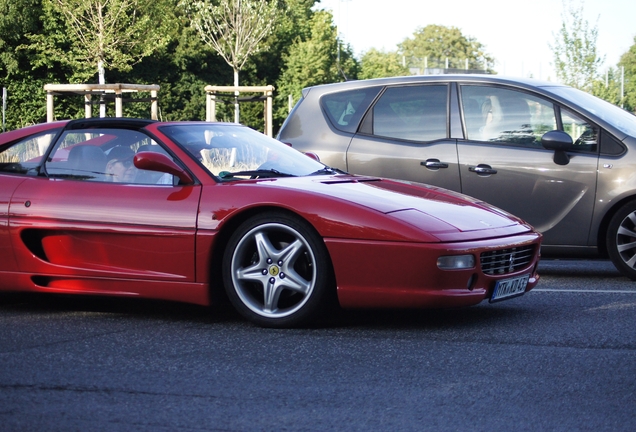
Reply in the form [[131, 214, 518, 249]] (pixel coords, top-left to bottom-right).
[[315, 0, 636, 81]]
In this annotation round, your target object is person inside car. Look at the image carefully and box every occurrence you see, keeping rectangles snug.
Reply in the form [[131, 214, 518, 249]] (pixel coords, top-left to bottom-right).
[[105, 146, 137, 183]]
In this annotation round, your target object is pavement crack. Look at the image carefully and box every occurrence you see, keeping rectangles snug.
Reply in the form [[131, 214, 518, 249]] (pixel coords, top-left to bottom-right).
[[0, 382, 221, 401], [0, 328, 132, 355]]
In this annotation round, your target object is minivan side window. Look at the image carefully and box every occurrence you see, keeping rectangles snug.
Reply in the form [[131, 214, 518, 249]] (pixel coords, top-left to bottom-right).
[[321, 87, 382, 133], [561, 108, 598, 153], [371, 85, 447, 142], [460, 85, 557, 147]]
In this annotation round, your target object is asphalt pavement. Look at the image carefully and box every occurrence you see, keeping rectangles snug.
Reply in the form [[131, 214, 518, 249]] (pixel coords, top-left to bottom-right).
[[0, 259, 634, 431]]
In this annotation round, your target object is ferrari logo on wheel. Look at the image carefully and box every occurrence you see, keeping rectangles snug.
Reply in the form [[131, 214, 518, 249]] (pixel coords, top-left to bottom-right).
[[269, 266, 280, 276]]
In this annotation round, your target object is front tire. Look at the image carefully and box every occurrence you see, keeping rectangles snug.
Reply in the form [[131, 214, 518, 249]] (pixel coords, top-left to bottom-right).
[[607, 201, 636, 280], [222, 212, 334, 327]]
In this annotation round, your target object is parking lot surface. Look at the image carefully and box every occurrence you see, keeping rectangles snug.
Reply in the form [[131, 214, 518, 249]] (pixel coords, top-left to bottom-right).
[[0, 259, 634, 431]]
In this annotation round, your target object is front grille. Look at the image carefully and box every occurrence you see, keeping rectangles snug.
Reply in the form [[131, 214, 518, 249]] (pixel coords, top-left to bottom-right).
[[480, 245, 536, 275]]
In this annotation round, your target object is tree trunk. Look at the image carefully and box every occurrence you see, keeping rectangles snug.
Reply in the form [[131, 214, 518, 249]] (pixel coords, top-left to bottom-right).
[[234, 68, 240, 124]]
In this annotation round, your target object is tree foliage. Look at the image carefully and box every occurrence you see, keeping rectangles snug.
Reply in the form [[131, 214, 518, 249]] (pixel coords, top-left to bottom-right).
[[182, 0, 279, 122], [359, 48, 409, 79], [0, 0, 42, 79], [550, 0, 603, 92], [0, 0, 354, 132], [398, 24, 493, 72], [183, 0, 278, 78], [618, 37, 636, 112], [0, 0, 70, 127], [591, 67, 624, 108], [27, 0, 174, 83], [275, 9, 358, 122]]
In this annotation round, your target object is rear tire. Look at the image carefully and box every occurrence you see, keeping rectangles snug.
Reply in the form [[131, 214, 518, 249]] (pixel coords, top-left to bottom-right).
[[607, 201, 636, 280], [222, 212, 334, 327]]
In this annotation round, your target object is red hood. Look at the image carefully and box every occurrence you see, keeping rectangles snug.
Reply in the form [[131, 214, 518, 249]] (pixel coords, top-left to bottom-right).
[[265, 175, 531, 241]]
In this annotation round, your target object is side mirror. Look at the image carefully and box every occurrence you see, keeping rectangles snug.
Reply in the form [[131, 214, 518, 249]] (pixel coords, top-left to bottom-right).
[[541, 130, 573, 166], [304, 152, 321, 162], [134, 152, 194, 185]]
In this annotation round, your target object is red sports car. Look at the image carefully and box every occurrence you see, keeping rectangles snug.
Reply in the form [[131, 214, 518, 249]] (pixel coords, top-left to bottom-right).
[[0, 118, 541, 327]]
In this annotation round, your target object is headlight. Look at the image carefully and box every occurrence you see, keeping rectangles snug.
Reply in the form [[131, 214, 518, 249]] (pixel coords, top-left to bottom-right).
[[437, 254, 475, 270]]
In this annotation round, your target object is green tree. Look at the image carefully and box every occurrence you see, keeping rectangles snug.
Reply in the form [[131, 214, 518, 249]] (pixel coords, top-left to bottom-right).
[[28, 0, 174, 84], [239, 0, 316, 131], [247, 0, 316, 92], [108, 8, 231, 122], [618, 37, 636, 112], [182, 0, 278, 123], [0, 0, 41, 79], [359, 48, 410, 79], [550, 0, 603, 92], [591, 67, 624, 107], [0, 0, 323, 132], [17, 0, 176, 121], [0, 0, 64, 128], [398, 24, 494, 72], [275, 9, 358, 123]]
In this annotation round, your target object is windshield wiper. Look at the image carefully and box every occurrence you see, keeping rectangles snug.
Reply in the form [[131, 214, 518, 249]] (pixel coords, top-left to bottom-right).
[[218, 169, 296, 179], [309, 166, 347, 176]]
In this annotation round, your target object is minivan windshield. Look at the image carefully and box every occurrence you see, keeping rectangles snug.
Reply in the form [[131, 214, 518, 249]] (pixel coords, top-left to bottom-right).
[[547, 86, 636, 137]]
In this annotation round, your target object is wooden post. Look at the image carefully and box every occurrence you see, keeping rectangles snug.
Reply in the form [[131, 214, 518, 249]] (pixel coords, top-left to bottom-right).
[[205, 92, 211, 121], [46, 92, 54, 122], [206, 91, 217, 122], [266, 88, 273, 137], [151, 90, 158, 120], [115, 89, 123, 117], [211, 93, 216, 122], [84, 94, 92, 118]]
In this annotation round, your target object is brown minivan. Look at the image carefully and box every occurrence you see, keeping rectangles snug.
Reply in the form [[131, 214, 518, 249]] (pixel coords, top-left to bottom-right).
[[278, 75, 636, 279]]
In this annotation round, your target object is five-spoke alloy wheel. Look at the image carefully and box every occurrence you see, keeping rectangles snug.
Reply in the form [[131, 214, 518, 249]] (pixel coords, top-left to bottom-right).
[[222, 212, 334, 327]]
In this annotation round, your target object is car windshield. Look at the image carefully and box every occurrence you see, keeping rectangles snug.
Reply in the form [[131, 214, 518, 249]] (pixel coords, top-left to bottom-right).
[[547, 86, 636, 137], [159, 123, 325, 179]]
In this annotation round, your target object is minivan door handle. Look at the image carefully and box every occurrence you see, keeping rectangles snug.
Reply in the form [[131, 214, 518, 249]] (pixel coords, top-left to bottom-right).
[[468, 164, 498, 176], [421, 159, 449, 170]]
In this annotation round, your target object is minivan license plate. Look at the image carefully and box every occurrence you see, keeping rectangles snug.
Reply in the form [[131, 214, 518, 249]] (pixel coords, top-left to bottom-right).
[[490, 274, 530, 303]]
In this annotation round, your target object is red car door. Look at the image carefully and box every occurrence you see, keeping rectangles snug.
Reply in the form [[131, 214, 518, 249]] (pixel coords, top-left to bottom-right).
[[7, 124, 203, 288], [0, 176, 27, 272], [0, 128, 61, 274], [9, 178, 201, 282]]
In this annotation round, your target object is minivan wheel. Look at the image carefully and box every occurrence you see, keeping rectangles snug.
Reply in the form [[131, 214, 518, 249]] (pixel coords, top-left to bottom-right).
[[222, 212, 334, 327], [607, 201, 636, 280]]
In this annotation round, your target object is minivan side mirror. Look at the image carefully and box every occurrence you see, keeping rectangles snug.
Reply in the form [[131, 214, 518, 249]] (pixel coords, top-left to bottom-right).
[[541, 130, 573, 166]]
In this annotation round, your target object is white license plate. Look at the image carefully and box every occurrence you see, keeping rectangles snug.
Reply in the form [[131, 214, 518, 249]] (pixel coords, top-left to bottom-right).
[[490, 274, 530, 302]]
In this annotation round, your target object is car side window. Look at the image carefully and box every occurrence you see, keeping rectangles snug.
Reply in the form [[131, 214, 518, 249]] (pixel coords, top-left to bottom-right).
[[371, 85, 447, 142], [0, 132, 58, 175], [321, 87, 382, 133], [561, 108, 598, 153], [45, 128, 175, 185], [460, 85, 557, 147]]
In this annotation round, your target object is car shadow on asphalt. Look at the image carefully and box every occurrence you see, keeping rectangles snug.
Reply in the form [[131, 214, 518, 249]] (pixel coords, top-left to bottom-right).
[[538, 258, 622, 278], [0, 291, 531, 330], [318, 303, 530, 330], [0, 292, 244, 325]]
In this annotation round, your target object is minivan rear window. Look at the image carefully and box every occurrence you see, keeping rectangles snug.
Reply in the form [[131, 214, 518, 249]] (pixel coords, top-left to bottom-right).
[[320, 87, 382, 133]]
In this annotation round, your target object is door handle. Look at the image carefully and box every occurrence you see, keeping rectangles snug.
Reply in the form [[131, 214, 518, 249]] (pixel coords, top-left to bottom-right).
[[421, 159, 449, 170], [468, 164, 498, 175]]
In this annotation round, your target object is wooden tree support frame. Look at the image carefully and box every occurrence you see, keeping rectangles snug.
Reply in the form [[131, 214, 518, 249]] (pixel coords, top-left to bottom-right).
[[205, 85, 275, 137], [43, 83, 160, 122]]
